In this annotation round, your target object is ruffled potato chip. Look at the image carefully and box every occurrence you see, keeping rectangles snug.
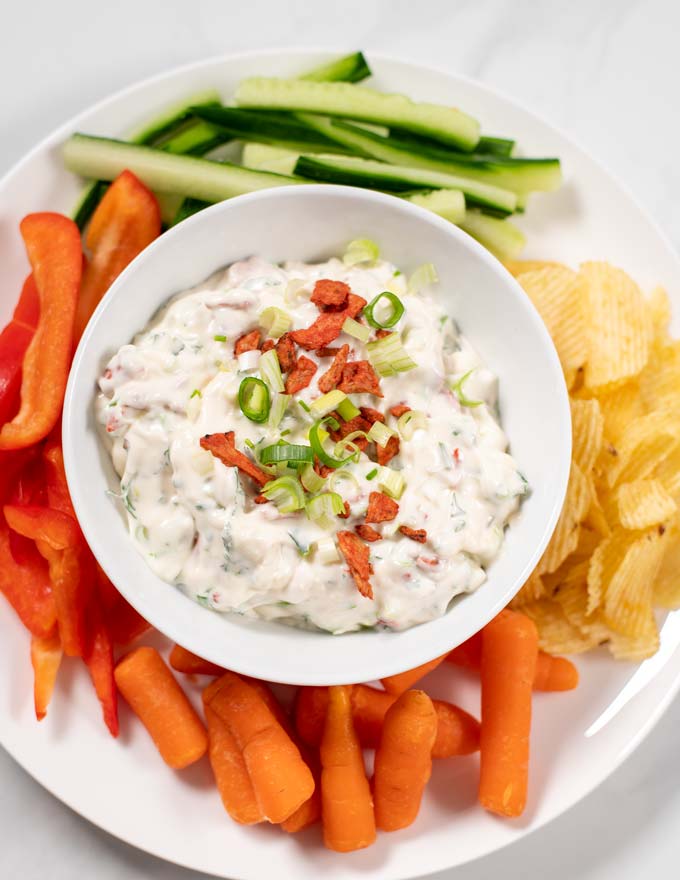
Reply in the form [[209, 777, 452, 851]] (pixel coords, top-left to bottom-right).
[[596, 381, 644, 447], [570, 398, 604, 472], [647, 285, 671, 346], [521, 599, 602, 654], [608, 613, 659, 662], [587, 532, 630, 615], [653, 523, 680, 609], [616, 479, 677, 530], [509, 570, 545, 608], [538, 461, 591, 575], [639, 339, 680, 412], [504, 259, 564, 278], [581, 262, 650, 389], [603, 529, 667, 637], [605, 410, 680, 486]]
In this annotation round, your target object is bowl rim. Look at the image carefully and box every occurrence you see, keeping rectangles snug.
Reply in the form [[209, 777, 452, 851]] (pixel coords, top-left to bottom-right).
[[63, 183, 571, 684]]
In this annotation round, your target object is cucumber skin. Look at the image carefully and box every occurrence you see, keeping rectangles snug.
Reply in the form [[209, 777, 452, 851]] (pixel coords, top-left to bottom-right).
[[459, 210, 526, 260], [300, 51, 371, 84]]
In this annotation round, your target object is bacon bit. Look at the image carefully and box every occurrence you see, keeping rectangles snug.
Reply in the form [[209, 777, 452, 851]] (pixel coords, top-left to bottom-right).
[[365, 491, 399, 523], [275, 333, 296, 373], [359, 406, 385, 424], [285, 356, 317, 394], [375, 329, 393, 339], [234, 329, 261, 356], [311, 279, 350, 310], [200, 431, 270, 488], [315, 346, 341, 358], [453, 447, 460, 463], [254, 494, 268, 504], [318, 344, 350, 393], [338, 360, 383, 397], [291, 293, 366, 350], [399, 525, 427, 543], [389, 404, 411, 418], [355, 524, 381, 542], [377, 435, 400, 466], [338, 501, 351, 519], [337, 531, 374, 599], [418, 556, 439, 567], [329, 412, 371, 451], [313, 457, 333, 478], [261, 339, 275, 353]]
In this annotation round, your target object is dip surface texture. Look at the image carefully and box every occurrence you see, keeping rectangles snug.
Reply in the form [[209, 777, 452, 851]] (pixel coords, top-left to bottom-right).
[[98, 255, 526, 633]]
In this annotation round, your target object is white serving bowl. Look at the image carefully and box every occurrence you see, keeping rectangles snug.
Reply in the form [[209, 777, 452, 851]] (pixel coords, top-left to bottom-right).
[[63, 184, 570, 685]]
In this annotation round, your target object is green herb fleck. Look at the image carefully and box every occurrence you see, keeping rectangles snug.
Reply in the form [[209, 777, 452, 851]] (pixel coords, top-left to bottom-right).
[[213, 334, 227, 342], [365, 468, 378, 481], [190, 388, 202, 399]]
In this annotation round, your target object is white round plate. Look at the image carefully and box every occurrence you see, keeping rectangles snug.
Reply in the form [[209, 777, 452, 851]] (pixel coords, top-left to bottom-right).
[[1, 50, 679, 880]]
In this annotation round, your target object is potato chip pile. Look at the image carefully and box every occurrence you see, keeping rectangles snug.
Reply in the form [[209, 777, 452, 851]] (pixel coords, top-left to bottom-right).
[[505, 260, 680, 661]]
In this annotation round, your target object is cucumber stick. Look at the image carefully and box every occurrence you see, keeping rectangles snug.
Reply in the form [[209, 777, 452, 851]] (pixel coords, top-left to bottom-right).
[[64, 134, 300, 202], [241, 142, 300, 175], [298, 115, 561, 194], [235, 78, 480, 151], [405, 190, 465, 224], [459, 210, 526, 261], [132, 90, 222, 145], [299, 52, 371, 84]]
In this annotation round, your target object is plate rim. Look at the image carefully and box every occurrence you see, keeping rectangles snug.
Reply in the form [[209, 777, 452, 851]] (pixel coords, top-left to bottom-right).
[[2, 46, 680, 880]]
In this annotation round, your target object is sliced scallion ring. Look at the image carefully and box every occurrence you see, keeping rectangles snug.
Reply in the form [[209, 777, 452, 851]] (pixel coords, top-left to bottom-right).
[[377, 466, 406, 500], [451, 370, 483, 407], [341, 317, 371, 342], [300, 463, 327, 494], [309, 416, 355, 469], [332, 429, 367, 463], [268, 393, 290, 428], [343, 238, 379, 267], [408, 262, 439, 293], [367, 421, 396, 447], [306, 491, 346, 529], [259, 443, 314, 466], [397, 409, 428, 440], [238, 377, 270, 423], [259, 349, 285, 392], [364, 291, 405, 330], [261, 476, 306, 514], [366, 332, 417, 377], [329, 469, 360, 496], [309, 389, 346, 417], [336, 396, 360, 422], [259, 306, 291, 339]]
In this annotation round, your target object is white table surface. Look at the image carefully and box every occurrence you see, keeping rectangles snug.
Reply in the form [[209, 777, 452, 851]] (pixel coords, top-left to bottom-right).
[[2, 1, 680, 877]]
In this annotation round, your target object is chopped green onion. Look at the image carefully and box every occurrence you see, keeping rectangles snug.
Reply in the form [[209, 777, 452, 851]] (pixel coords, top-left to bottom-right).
[[367, 421, 396, 447], [213, 334, 227, 342], [366, 333, 417, 377], [190, 388, 202, 399], [451, 370, 482, 407], [313, 536, 340, 564], [300, 463, 326, 494], [259, 349, 285, 392], [238, 377, 270, 423], [329, 469, 360, 496], [260, 443, 314, 465], [309, 416, 356, 469], [284, 278, 307, 304], [378, 466, 406, 499], [237, 349, 262, 372], [364, 292, 405, 330], [337, 397, 361, 421], [289, 532, 311, 556], [298, 400, 311, 414], [280, 429, 291, 437], [262, 476, 305, 514], [306, 491, 345, 529], [342, 317, 371, 342], [244, 438, 255, 449], [408, 262, 439, 293], [365, 468, 378, 481], [310, 389, 347, 417], [333, 430, 367, 463], [268, 393, 290, 428], [343, 238, 379, 267], [259, 306, 292, 338], [397, 409, 428, 440]]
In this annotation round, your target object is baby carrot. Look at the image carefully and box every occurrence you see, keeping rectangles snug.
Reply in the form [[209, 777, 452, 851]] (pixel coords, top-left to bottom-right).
[[447, 632, 578, 692], [114, 646, 208, 769], [169, 644, 224, 676], [380, 652, 448, 695], [479, 609, 538, 818], [320, 685, 376, 852], [30, 632, 62, 721], [206, 671, 314, 824], [373, 689, 438, 831], [203, 703, 263, 825]]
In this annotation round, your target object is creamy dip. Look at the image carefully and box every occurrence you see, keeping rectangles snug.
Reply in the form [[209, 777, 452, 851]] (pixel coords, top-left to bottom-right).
[[97, 253, 527, 633]]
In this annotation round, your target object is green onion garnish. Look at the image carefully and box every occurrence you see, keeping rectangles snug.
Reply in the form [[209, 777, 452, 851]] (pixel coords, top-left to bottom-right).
[[377, 466, 406, 499], [367, 421, 396, 447], [259, 306, 292, 339], [397, 409, 428, 440], [238, 377, 270, 423], [364, 292, 405, 330], [408, 262, 439, 293], [262, 475, 306, 514], [366, 333, 417, 377], [329, 469, 360, 495], [260, 443, 314, 465], [306, 491, 345, 529], [451, 370, 483, 407], [310, 389, 346, 417], [259, 349, 285, 392], [268, 393, 290, 428], [298, 400, 311, 414], [190, 388, 202, 399], [341, 317, 371, 342], [300, 462, 327, 494], [244, 438, 255, 449], [365, 468, 378, 481], [336, 397, 361, 421], [343, 238, 379, 267], [309, 416, 356, 469], [213, 334, 227, 342]]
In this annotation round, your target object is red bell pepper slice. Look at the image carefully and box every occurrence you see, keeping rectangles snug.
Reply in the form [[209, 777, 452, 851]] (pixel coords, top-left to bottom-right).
[[96, 564, 151, 645], [31, 631, 63, 721], [43, 431, 75, 517], [0, 517, 56, 639], [74, 170, 160, 342], [0, 319, 34, 428], [13, 273, 40, 329], [84, 592, 119, 737], [4, 504, 92, 656], [0, 213, 82, 450]]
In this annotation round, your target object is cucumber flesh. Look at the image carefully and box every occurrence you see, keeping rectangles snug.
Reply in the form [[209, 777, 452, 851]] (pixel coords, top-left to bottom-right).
[[155, 192, 185, 226], [458, 210, 526, 261], [299, 115, 560, 194], [235, 77, 480, 151], [478, 136, 515, 157], [293, 154, 517, 215], [159, 118, 228, 156], [299, 52, 371, 84], [190, 105, 350, 154], [241, 142, 300, 175], [404, 189, 465, 224], [132, 91, 222, 145], [64, 134, 301, 203]]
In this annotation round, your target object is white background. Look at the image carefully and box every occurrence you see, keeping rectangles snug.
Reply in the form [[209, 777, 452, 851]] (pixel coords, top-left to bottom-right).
[[2, 1, 680, 877]]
